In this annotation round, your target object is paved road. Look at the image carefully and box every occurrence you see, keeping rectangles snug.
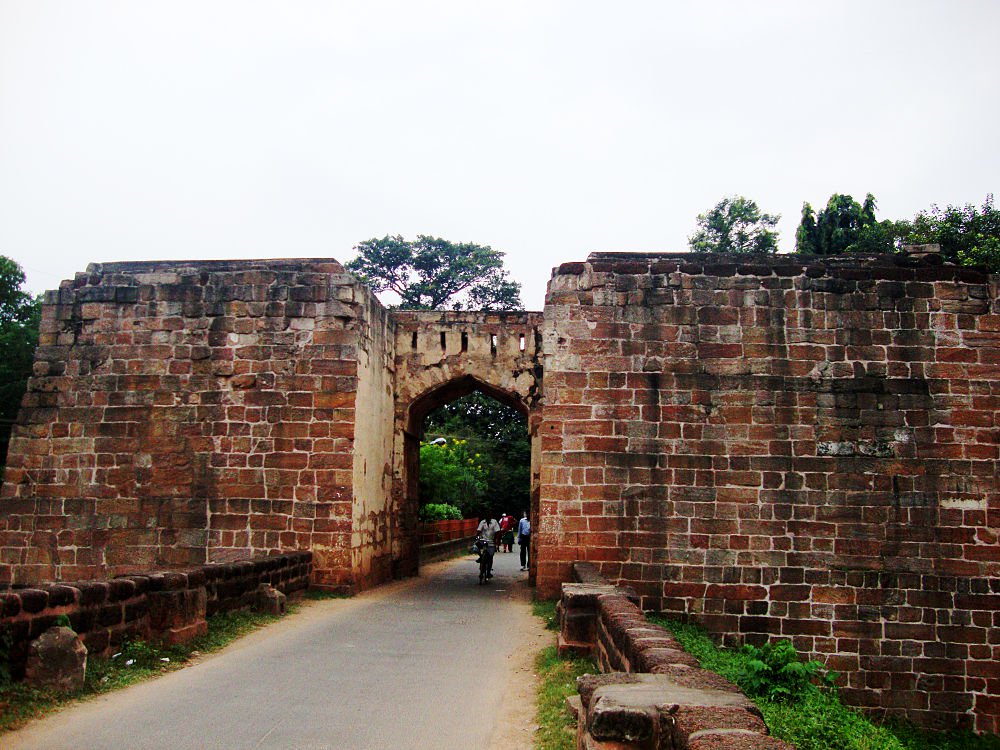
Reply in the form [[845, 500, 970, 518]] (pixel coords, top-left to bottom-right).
[[6, 547, 532, 750]]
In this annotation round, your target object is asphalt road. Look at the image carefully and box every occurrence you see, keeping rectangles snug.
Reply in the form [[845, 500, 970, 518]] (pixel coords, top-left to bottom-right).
[[5, 547, 531, 750]]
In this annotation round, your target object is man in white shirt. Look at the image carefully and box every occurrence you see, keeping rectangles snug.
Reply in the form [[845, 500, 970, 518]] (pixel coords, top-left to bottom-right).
[[476, 515, 501, 579]]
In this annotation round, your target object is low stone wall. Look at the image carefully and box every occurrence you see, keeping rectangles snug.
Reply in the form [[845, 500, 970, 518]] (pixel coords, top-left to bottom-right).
[[0, 551, 310, 680], [559, 563, 794, 750], [419, 536, 477, 566]]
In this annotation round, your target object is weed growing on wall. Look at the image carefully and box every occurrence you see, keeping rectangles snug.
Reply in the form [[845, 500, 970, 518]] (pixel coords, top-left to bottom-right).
[[740, 639, 837, 701]]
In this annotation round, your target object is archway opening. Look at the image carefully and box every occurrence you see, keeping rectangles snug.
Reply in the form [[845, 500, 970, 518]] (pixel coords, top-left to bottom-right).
[[402, 376, 534, 576]]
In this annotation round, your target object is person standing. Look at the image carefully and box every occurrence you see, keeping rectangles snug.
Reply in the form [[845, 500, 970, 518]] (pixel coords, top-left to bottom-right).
[[499, 512, 515, 552], [517, 511, 531, 571]]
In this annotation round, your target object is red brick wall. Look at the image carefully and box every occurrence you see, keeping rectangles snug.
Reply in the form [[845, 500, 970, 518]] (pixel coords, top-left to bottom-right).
[[537, 253, 1000, 732], [0, 260, 364, 591]]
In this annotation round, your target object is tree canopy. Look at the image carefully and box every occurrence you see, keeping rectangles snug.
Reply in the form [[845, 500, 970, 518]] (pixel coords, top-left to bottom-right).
[[424, 392, 530, 519], [418, 438, 489, 518], [793, 192, 1000, 270], [688, 196, 780, 254], [346, 234, 523, 311], [905, 195, 1000, 271], [795, 193, 896, 255]]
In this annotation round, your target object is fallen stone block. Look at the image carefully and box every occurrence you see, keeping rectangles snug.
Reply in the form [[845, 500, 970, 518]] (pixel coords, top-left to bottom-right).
[[582, 673, 764, 749], [25, 626, 87, 693], [255, 583, 286, 615]]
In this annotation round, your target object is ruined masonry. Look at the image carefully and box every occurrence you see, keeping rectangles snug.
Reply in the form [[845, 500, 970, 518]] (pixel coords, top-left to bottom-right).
[[1, 252, 999, 732]]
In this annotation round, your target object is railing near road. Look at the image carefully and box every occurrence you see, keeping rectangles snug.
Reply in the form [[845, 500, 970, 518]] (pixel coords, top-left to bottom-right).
[[419, 518, 478, 547]]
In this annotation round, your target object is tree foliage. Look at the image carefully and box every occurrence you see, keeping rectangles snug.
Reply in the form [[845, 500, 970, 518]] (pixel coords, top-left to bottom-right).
[[0, 257, 40, 463], [688, 196, 780, 254], [905, 194, 1000, 271], [424, 392, 530, 519], [795, 193, 891, 255], [346, 234, 522, 311], [418, 438, 489, 518]]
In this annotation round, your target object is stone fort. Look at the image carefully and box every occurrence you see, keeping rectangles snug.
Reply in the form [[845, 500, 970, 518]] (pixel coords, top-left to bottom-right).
[[1, 252, 998, 731]]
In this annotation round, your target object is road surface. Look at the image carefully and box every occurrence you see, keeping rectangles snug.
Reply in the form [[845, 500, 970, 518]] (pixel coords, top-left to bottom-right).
[[5, 547, 535, 750]]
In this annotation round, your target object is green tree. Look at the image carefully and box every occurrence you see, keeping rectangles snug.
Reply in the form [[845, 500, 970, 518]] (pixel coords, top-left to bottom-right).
[[346, 234, 523, 311], [905, 194, 1000, 271], [424, 393, 530, 519], [418, 438, 489, 518], [0, 256, 41, 465], [688, 196, 780, 254], [795, 193, 902, 255]]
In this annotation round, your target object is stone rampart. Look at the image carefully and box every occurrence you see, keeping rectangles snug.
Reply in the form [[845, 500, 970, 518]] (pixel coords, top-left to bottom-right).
[[539, 252, 1000, 732], [2, 250, 998, 732], [0, 260, 372, 591], [0, 551, 310, 679]]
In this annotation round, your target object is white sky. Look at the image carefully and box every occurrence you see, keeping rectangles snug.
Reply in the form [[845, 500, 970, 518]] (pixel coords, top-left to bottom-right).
[[1, 1, 997, 310]]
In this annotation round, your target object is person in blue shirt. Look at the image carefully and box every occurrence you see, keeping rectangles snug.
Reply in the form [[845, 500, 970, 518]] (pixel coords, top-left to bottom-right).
[[517, 511, 531, 571]]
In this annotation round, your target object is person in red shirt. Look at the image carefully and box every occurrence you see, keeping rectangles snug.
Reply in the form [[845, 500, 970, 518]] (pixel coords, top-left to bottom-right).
[[499, 512, 516, 553]]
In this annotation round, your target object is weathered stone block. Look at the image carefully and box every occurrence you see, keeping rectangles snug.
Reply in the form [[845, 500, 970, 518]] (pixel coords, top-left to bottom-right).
[[25, 626, 87, 693], [254, 583, 286, 616]]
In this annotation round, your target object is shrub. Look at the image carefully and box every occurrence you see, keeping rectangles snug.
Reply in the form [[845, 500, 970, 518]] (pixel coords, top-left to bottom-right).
[[739, 639, 836, 702], [419, 503, 463, 521]]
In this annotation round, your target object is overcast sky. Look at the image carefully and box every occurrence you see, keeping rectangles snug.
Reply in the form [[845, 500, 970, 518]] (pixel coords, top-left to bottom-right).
[[1, 1, 997, 309]]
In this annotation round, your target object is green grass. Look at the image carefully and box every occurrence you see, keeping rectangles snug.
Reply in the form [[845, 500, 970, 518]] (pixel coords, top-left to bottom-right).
[[535, 645, 595, 750], [532, 598, 559, 631], [1, 606, 301, 733], [531, 597, 596, 750], [650, 616, 1000, 750]]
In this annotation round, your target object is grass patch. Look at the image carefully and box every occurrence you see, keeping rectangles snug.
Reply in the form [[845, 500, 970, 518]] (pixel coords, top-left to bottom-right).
[[531, 597, 596, 750], [532, 598, 559, 631], [0, 607, 288, 734], [650, 616, 1000, 750], [535, 646, 595, 750]]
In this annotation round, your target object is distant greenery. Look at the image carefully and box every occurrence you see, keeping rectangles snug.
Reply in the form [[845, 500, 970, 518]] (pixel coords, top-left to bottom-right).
[[650, 616, 1000, 750], [906, 194, 1000, 271], [346, 234, 523, 311], [689, 195, 780, 254], [793, 192, 1000, 271], [424, 392, 530, 520], [796, 193, 896, 255], [418, 502, 463, 521], [418, 438, 489, 518]]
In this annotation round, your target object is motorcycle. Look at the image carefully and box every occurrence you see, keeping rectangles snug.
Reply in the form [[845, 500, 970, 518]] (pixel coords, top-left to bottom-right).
[[472, 537, 494, 585]]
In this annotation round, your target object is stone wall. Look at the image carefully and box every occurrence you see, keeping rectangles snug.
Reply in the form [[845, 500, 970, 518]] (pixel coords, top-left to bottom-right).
[[350, 283, 396, 590], [0, 260, 383, 592], [538, 252, 1000, 732], [3, 250, 999, 732], [0, 551, 310, 679], [559, 564, 794, 749]]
